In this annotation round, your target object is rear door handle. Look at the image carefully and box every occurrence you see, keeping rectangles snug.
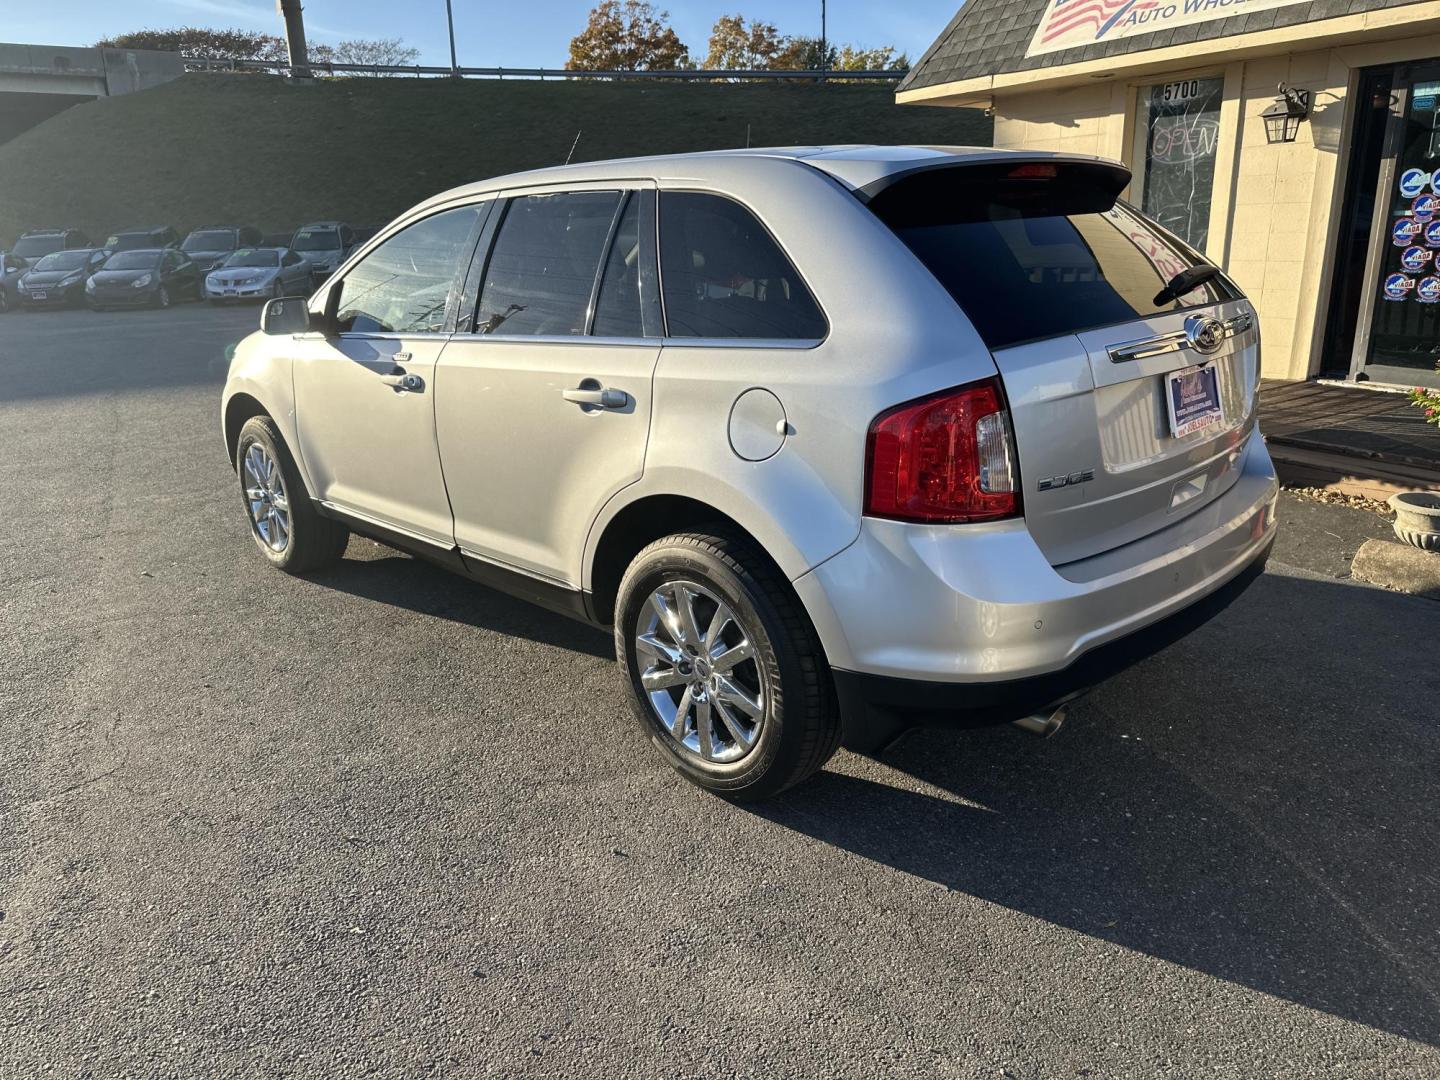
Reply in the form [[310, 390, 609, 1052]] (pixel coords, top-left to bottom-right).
[[380, 372, 424, 393], [562, 386, 628, 409]]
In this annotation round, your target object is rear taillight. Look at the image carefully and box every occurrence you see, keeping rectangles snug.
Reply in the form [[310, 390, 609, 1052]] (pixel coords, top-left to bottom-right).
[[864, 378, 1021, 524]]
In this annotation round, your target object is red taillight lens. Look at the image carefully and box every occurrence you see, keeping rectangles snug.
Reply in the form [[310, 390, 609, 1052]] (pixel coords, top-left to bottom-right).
[[864, 378, 1021, 524]]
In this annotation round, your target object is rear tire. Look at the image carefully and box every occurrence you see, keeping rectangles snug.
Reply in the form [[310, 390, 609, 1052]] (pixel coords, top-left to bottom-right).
[[235, 415, 349, 574], [615, 530, 840, 801]]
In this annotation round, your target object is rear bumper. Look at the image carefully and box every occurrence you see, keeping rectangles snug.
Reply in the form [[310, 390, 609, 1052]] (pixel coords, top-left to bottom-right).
[[832, 536, 1269, 750], [795, 428, 1278, 750]]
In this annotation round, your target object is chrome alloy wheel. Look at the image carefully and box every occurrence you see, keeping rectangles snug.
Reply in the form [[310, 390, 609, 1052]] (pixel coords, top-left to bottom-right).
[[635, 579, 766, 764], [242, 442, 291, 552]]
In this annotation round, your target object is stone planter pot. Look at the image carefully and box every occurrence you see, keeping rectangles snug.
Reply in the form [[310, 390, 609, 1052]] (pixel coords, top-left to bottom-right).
[[1389, 491, 1440, 552]]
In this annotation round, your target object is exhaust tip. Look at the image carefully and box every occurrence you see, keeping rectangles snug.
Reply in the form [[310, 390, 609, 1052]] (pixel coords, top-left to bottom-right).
[[1013, 704, 1067, 739]]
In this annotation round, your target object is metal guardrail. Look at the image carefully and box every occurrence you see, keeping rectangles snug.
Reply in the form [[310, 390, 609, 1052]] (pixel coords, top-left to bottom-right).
[[181, 57, 905, 81]]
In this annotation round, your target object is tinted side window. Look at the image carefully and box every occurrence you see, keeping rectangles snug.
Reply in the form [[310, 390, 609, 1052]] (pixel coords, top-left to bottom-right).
[[476, 192, 621, 336], [659, 192, 826, 340], [335, 205, 480, 335], [592, 194, 644, 338]]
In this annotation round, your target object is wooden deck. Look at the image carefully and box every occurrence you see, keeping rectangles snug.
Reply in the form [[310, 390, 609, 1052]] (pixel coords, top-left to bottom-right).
[[1259, 379, 1440, 496]]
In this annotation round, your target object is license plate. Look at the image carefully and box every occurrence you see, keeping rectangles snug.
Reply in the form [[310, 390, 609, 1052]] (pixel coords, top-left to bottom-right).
[[32, 291, 46, 301], [1165, 363, 1223, 438]]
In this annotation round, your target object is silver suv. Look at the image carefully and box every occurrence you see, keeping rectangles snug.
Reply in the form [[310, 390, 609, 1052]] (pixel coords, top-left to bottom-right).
[[222, 146, 1277, 799]]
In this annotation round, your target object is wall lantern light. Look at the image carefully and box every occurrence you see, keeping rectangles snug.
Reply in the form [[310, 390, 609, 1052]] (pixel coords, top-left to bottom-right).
[[1261, 84, 1312, 143]]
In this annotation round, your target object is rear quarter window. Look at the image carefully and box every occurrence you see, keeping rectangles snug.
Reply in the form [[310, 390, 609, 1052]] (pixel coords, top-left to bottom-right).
[[868, 163, 1238, 350], [659, 192, 826, 341]]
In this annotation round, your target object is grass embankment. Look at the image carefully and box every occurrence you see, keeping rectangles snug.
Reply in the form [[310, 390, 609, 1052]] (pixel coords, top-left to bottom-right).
[[0, 74, 990, 244]]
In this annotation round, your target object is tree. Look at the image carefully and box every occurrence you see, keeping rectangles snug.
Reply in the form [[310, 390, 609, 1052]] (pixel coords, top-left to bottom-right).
[[95, 27, 287, 62], [771, 36, 908, 79], [771, 35, 836, 73], [835, 45, 909, 73], [329, 38, 421, 69], [567, 1, 690, 71], [703, 14, 783, 70], [95, 27, 423, 73]]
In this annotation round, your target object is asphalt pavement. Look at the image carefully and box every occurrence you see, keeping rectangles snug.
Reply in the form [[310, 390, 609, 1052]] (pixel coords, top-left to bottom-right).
[[2, 303, 1438, 1079]]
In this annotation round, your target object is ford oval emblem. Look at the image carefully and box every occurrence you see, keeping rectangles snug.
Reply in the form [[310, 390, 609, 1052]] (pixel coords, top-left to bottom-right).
[[1184, 314, 1226, 355]]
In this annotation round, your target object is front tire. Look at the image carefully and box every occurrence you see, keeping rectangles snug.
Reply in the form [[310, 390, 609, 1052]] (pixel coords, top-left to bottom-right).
[[236, 415, 349, 574], [615, 531, 839, 800]]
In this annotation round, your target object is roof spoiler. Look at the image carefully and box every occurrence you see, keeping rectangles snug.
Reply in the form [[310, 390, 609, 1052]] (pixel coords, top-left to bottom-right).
[[853, 156, 1132, 205]]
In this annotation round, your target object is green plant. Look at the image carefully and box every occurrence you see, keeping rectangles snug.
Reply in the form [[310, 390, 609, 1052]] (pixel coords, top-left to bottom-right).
[[1410, 362, 1440, 430]]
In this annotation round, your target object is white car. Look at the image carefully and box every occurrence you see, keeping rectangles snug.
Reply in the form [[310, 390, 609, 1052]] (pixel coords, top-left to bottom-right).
[[205, 247, 312, 303], [222, 146, 1277, 799]]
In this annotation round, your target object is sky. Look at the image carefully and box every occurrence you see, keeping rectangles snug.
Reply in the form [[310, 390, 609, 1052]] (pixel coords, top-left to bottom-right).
[[8, 1, 959, 68]]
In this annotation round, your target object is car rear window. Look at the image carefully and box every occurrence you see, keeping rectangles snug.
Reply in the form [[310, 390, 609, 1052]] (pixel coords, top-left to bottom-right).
[[866, 162, 1237, 351]]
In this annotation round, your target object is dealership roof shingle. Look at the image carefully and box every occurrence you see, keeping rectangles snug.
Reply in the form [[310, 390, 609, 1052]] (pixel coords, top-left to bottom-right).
[[899, 0, 1429, 93]]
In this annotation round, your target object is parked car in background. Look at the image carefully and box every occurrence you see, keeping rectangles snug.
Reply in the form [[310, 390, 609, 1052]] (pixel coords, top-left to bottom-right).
[[222, 147, 1277, 799], [10, 227, 91, 260], [290, 221, 355, 280], [0, 251, 29, 313], [181, 224, 264, 275], [205, 247, 311, 303], [104, 226, 180, 253], [17, 248, 109, 309], [87, 248, 199, 310]]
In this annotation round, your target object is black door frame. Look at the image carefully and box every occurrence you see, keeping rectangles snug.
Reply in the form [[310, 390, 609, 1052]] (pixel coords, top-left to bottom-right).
[[1348, 58, 1440, 388]]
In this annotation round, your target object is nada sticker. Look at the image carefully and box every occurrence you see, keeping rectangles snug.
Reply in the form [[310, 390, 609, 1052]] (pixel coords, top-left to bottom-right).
[[1400, 168, 1431, 198], [1394, 217, 1423, 246], [1418, 276, 1440, 304], [1383, 273, 1415, 301], [1401, 245, 1434, 272], [1413, 194, 1440, 223], [1426, 220, 1440, 248]]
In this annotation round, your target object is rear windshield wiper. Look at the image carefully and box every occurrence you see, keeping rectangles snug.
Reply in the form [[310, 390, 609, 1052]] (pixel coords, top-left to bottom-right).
[[1154, 265, 1221, 307]]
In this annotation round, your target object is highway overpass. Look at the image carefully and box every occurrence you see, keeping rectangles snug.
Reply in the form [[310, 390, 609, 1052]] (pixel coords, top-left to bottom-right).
[[0, 44, 183, 145]]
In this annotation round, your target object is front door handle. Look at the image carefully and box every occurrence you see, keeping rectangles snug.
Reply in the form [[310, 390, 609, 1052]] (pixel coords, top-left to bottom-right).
[[380, 371, 424, 393], [562, 386, 628, 409]]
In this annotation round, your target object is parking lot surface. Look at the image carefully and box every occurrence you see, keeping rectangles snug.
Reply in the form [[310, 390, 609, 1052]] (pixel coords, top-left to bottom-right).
[[2, 305, 1439, 1078]]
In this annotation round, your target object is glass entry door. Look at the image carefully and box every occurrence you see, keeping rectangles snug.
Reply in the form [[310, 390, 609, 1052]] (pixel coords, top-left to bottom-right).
[[1351, 60, 1440, 388]]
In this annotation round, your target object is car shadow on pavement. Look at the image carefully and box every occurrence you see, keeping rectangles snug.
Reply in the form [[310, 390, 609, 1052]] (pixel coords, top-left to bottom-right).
[[308, 548, 614, 660], [755, 570, 1440, 1046]]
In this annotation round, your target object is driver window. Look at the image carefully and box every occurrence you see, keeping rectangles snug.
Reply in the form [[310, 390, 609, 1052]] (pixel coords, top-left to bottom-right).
[[334, 205, 481, 335]]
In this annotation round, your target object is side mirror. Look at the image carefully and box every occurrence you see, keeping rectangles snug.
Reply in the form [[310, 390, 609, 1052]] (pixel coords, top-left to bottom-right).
[[261, 296, 314, 336]]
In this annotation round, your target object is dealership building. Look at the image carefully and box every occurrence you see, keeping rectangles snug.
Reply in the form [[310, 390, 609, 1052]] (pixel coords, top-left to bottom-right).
[[899, 0, 1440, 390]]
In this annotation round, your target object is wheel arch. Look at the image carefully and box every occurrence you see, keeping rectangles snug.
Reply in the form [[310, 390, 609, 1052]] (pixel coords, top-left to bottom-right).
[[223, 392, 270, 468], [587, 495, 790, 627]]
